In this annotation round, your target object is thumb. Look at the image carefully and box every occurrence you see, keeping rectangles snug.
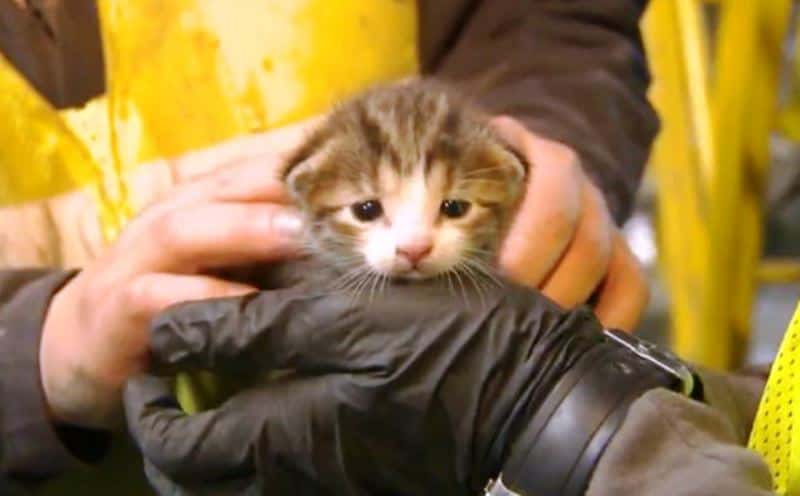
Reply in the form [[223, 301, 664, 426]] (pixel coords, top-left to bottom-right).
[[148, 285, 334, 374]]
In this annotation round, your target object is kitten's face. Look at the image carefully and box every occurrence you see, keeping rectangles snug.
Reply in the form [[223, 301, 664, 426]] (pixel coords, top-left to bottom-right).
[[284, 83, 526, 282]]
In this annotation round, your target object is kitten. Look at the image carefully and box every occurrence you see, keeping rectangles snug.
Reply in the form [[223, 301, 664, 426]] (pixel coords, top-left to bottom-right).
[[282, 81, 528, 292]]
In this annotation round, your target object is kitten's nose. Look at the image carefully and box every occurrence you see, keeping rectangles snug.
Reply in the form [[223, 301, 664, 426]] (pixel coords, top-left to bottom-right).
[[396, 242, 433, 266]]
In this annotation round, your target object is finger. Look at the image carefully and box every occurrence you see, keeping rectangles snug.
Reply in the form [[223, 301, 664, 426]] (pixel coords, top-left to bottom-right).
[[146, 286, 319, 373], [493, 118, 583, 287], [90, 274, 256, 376], [146, 116, 325, 210], [491, 115, 579, 169], [124, 203, 304, 274], [147, 280, 511, 375], [151, 157, 292, 213], [540, 182, 614, 308], [124, 273, 257, 323], [225, 115, 326, 170], [181, 158, 292, 204], [593, 233, 649, 331], [169, 115, 325, 184], [124, 374, 253, 483]]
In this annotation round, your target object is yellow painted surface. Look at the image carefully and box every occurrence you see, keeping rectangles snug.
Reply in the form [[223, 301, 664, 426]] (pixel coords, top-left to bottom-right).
[[0, 54, 101, 205], [2, 0, 418, 240], [98, 0, 418, 172], [643, 0, 791, 368]]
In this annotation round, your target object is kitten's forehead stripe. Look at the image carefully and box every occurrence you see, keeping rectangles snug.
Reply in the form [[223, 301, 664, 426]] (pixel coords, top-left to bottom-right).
[[421, 98, 457, 176], [356, 101, 401, 175]]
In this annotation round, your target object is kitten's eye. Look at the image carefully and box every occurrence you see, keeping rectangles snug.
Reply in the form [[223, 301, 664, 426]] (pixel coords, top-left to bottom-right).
[[351, 200, 384, 222], [440, 199, 471, 219]]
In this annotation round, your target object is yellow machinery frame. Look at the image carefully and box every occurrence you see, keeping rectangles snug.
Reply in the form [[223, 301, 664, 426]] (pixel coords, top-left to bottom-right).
[[643, 0, 797, 369]]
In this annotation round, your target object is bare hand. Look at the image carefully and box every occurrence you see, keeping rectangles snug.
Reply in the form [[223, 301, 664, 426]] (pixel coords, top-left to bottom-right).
[[0, 116, 322, 269], [492, 116, 648, 331], [38, 126, 315, 429]]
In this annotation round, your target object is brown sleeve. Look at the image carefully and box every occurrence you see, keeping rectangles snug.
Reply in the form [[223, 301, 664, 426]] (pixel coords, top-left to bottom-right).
[[0, 269, 109, 483], [588, 370, 773, 496], [418, 0, 659, 224], [0, 0, 104, 108]]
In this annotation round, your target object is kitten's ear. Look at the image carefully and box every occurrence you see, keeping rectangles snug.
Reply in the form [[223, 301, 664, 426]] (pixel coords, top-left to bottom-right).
[[281, 130, 331, 199], [283, 154, 320, 199], [488, 117, 532, 181], [497, 140, 530, 182]]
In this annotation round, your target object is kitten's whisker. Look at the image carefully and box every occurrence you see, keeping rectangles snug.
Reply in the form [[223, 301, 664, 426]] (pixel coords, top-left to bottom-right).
[[450, 266, 470, 305], [343, 273, 364, 305], [332, 266, 376, 300], [331, 268, 365, 291], [353, 271, 374, 302], [353, 271, 371, 293], [368, 271, 381, 303], [456, 260, 488, 307], [330, 264, 364, 282], [462, 257, 504, 291], [380, 272, 389, 296], [463, 255, 501, 278], [444, 270, 455, 296]]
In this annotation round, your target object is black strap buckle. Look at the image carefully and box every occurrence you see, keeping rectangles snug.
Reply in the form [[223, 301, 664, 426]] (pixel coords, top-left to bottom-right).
[[602, 329, 695, 397], [484, 475, 520, 496]]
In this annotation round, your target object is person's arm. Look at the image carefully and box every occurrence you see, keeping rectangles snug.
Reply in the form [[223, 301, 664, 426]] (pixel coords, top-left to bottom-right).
[[419, 0, 657, 223], [0, 132, 313, 482], [0, 269, 109, 484]]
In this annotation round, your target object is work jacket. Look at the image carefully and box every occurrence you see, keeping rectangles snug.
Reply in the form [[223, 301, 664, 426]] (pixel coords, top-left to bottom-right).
[[0, 0, 655, 493]]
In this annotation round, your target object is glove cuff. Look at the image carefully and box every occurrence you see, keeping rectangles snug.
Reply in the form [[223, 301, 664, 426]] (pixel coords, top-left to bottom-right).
[[493, 330, 697, 496]]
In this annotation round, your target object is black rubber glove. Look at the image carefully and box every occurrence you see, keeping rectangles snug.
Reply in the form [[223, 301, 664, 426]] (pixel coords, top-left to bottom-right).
[[125, 280, 605, 495]]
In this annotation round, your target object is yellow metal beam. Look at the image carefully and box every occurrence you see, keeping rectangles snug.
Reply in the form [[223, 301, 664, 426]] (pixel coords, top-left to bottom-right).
[[711, 0, 791, 367], [758, 259, 800, 284], [644, 0, 718, 366], [644, 0, 791, 368]]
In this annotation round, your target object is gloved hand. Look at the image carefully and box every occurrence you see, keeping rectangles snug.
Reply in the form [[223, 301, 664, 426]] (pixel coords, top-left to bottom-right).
[[125, 280, 605, 495]]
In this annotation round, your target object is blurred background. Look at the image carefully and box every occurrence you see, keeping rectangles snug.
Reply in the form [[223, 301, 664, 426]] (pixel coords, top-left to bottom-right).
[[631, 0, 800, 369]]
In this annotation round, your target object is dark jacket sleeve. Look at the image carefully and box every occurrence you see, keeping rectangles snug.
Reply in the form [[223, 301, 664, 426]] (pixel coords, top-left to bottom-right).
[[419, 0, 658, 224], [0, 0, 104, 109], [0, 269, 107, 485]]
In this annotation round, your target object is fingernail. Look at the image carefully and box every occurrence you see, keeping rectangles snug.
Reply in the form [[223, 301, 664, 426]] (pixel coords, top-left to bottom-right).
[[273, 209, 304, 237]]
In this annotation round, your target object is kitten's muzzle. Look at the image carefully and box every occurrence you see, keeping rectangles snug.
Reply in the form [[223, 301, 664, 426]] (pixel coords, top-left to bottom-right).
[[396, 242, 433, 266]]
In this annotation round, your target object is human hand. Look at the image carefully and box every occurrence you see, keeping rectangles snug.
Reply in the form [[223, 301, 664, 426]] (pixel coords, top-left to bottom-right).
[[124, 281, 604, 495], [0, 117, 321, 269], [492, 117, 648, 331], [39, 130, 313, 429]]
